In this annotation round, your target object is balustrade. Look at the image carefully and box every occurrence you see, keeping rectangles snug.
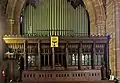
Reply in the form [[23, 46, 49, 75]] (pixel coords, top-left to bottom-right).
[[22, 70, 101, 82]]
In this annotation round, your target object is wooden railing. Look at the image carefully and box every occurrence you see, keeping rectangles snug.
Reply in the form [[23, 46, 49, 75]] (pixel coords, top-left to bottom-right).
[[22, 70, 101, 82]]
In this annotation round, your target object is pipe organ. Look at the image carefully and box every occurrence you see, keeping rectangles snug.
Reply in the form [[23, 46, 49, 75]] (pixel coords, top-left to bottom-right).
[[3, 35, 111, 82], [21, 0, 89, 36], [3, 0, 113, 82]]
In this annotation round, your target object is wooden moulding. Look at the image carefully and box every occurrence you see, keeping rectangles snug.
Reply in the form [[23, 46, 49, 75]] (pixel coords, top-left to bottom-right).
[[3, 36, 108, 44]]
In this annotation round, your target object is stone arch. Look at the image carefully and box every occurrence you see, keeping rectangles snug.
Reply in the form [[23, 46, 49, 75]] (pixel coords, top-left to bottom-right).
[[85, 0, 106, 35], [5, 0, 120, 77], [6, 0, 17, 18], [8, 0, 106, 35]]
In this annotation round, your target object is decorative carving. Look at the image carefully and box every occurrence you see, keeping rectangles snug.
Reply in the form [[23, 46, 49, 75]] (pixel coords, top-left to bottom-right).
[[0, 0, 8, 15], [3, 35, 110, 81], [22, 70, 102, 82], [96, 44, 104, 53], [82, 44, 92, 66]]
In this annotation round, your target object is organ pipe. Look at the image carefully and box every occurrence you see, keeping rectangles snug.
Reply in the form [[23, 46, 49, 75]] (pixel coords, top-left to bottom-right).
[[23, 0, 89, 36]]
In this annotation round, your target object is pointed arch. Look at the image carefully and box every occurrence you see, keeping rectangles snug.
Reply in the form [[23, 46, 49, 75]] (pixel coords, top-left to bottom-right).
[[9, 0, 106, 35]]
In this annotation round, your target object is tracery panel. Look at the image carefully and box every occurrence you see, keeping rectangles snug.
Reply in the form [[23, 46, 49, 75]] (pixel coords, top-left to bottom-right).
[[54, 44, 65, 66], [27, 43, 38, 70], [94, 44, 105, 69], [68, 44, 79, 66], [54, 44, 66, 70], [81, 44, 92, 69], [40, 44, 51, 70]]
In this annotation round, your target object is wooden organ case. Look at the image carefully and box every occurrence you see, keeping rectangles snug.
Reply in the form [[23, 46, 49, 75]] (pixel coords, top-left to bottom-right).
[[3, 35, 113, 83]]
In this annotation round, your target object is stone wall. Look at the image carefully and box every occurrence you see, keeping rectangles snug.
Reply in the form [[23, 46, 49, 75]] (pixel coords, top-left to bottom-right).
[[106, 1, 116, 76], [114, 0, 120, 79]]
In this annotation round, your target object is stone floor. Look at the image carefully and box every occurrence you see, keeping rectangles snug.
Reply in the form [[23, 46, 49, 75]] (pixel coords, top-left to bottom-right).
[[11, 81, 115, 83]]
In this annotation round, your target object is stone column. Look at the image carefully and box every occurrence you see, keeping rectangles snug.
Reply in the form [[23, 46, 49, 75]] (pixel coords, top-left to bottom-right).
[[0, 9, 8, 83], [9, 19, 14, 35], [115, 1, 120, 79]]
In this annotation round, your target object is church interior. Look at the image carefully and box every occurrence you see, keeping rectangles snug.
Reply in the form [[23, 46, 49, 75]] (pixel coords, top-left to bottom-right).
[[0, 0, 120, 83]]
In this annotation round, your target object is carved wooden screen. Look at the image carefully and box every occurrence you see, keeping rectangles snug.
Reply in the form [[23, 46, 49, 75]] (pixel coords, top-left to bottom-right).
[[94, 44, 105, 69], [40, 44, 51, 69], [27, 43, 38, 68], [4, 43, 25, 80], [5, 43, 24, 59], [68, 44, 79, 66], [81, 44, 92, 69], [54, 44, 66, 67]]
